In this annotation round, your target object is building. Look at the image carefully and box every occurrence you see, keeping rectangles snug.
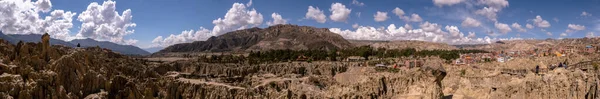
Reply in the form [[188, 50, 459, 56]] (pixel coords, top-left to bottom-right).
[[346, 56, 366, 61]]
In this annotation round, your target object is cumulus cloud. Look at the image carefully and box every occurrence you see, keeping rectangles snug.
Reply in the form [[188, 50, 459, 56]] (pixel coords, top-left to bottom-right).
[[461, 17, 481, 27], [211, 2, 263, 36], [494, 22, 511, 34], [525, 24, 534, 29], [0, 0, 77, 41], [305, 6, 327, 23], [76, 0, 138, 45], [151, 1, 266, 48], [531, 15, 551, 28], [567, 24, 586, 31], [392, 7, 422, 22], [433, 0, 465, 6], [392, 7, 405, 17], [467, 32, 476, 38], [351, 0, 364, 6], [581, 11, 592, 17], [329, 3, 351, 22], [565, 24, 585, 33], [475, 7, 499, 21], [352, 23, 359, 28], [587, 32, 595, 38], [405, 14, 423, 22], [35, 0, 52, 12], [329, 22, 499, 44], [373, 11, 388, 22], [267, 13, 287, 26], [429, 0, 509, 21], [151, 27, 212, 48], [560, 32, 567, 37], [404, 24, 413, 30], [478, 0, 509, 9], [511, 23, 526, 32]]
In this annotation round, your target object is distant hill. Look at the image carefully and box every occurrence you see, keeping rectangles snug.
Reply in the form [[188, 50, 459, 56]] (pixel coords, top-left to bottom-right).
[[157, 24, 353, 53], [9, 34, 76, 47], [0, 32, 150, 55], [0, 31, 17, 44], [143, 47, 163, 53], [349, 40, 458, 50], [70, 38, 151, 55]]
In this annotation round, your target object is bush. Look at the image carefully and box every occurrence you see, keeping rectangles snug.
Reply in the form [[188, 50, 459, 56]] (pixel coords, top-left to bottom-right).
[[460, 69, 466, 76], [593, 62, 599, 71]]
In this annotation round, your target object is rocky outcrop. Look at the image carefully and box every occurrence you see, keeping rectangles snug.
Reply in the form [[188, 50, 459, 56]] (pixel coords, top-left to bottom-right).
[[443, 62, 600, 99], [0, 38, 155, 98], [153, 60, 447, 98]]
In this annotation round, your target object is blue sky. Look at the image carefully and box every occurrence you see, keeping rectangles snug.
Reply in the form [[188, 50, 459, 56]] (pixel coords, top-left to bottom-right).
[[1, 0, 600, 49]]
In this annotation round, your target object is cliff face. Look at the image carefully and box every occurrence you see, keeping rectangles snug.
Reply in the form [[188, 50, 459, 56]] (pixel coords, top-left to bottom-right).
[[157, 24, 353, 53]]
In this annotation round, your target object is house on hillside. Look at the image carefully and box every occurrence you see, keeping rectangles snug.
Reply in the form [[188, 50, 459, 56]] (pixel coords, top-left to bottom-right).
[[346, 56, 366, 61], [586, 45, 595, 53], [296, 55, 309, 61]]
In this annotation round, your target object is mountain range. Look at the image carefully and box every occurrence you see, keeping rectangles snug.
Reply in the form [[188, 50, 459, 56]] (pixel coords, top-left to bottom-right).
[[156, 24, 353, 53], [0, 31, 150, 55]]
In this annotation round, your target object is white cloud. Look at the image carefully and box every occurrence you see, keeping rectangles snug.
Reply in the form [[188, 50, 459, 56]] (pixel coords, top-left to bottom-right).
[[392, 7, 405, 17], [461, 17, 481, 27], [329, 3, 351, 22], [392, 7, 421, 22], [267, 13, 287, 26], [553, 18, 559, 22], [587, 32, 595, 38], [525, 24, 534, 29], [352, 23, 359, 28], [581, 11, 592, 17], [305, 6, 327, 23], [351, 0, 364, 6], [546, 32, 552, 36], [151, 27, 212, 48], [532, 15, 551, 28], [76, 0, 137, 45], [373, 11, 388, 22], [152, 1, 265, 47], [0, 0, 77, 41], [35, 0, 52, 13], [329, 22, 500, 44], [567, 24, 586, 31], [246, 0, 253, 7], [494, 22, 511, 34], [404, 24, 413, 30], [433, 0, 465, 6], [467, 32, 476, 38], [478, 0, 509, 9], [565, 24, 585, 33], [511, 23, 526, 32], [356, 12, 361, 18], [211, 2, 263, 36], [475, 7, 499, 21], [560, 32, 567, 37], [400, 13, 423, 22]]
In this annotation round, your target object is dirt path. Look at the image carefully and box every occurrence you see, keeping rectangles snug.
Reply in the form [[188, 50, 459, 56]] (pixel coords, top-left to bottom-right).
[[177, 78, 246, 90], [252, 77, 308, 89]]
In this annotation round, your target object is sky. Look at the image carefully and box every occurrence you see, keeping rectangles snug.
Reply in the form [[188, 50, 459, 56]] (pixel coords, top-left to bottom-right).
[[1, 0, 600, 49]]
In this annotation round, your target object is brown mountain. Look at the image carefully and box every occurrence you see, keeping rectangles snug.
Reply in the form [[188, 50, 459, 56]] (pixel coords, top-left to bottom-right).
[[156, 24, 353, 53]]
